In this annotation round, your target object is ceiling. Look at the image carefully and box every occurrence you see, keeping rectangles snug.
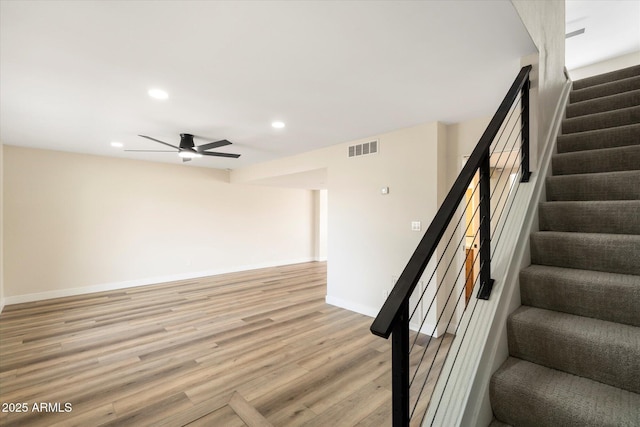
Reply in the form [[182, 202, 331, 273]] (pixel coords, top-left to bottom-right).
[[0, 1, 536, 170], [565, 0, 640, 70]]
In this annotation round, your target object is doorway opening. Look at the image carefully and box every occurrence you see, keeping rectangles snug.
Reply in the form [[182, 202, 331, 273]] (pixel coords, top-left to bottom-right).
[[461, 152, 520, 307]]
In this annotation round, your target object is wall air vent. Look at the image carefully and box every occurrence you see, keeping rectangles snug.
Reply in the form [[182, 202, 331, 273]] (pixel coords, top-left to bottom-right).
[[565, 28, 585, 39], [348, 140, 379, 158]]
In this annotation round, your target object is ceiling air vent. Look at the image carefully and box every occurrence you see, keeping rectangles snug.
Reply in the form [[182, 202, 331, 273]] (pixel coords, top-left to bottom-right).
[[348, 140, 379, 158]]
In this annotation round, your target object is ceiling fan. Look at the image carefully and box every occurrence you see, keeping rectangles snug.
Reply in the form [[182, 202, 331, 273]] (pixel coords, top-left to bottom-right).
[[126, 133, 241, 162]]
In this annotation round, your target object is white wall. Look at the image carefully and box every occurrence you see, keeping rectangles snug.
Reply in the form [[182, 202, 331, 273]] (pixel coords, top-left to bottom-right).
[[512, 0, 566, 164], [3, 146, 315, 303], [317, 189, 328, 261], [232, 122, 443, 324], [232, 109, 530, 338], [326, 123, 440, 318], [0, 143, 4, 313], [311, 189, 328, 261]]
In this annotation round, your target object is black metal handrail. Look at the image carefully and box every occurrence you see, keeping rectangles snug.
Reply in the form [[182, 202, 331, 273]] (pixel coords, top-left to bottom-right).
[[370, 65, 532, 426]]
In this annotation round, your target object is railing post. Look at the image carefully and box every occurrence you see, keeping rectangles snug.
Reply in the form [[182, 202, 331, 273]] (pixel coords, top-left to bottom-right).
[[391, 302, 410, 426], [477, 151, 494, 300], [520, 77, 531, 182]]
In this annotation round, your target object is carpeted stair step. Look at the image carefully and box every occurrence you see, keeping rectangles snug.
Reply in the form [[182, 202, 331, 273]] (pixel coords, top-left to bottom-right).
[[488, 419, 512, 427], [562, 105, 640, 134], [520, 265, 640, 326], [490, 357, 640, 427], [556, 123, 640, 153], [520, 265, 640, 327], [566, 89, 640, 118], [572, 64, 640, 90], [570, 74, 640, 103], [507, 306, 640, 393], [539, 200, 640, 234], [552, 144, 640, 175], [530, 231, 640, 276], [546, 170, 640, 201]]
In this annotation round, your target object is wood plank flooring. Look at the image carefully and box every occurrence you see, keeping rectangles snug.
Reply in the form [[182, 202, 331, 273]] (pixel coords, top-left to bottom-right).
[[0, 262, 451, 426]]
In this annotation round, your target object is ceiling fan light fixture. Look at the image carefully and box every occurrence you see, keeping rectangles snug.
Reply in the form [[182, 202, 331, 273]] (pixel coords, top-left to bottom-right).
[[178, 150, 202, 159]]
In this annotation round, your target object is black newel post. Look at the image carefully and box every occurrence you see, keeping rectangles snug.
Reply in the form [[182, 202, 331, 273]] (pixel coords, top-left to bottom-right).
[[391, 302, 410, 426]]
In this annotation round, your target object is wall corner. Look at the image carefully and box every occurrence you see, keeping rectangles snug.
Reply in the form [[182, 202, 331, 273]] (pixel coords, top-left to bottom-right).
[[0, 142, 4, 314]]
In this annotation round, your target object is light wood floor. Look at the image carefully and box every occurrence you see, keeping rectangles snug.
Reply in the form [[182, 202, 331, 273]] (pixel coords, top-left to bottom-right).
[[0, 262, 451, 426]]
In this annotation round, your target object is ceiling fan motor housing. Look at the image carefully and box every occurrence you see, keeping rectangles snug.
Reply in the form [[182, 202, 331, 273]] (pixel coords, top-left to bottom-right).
[[179, 133, 195, 149]]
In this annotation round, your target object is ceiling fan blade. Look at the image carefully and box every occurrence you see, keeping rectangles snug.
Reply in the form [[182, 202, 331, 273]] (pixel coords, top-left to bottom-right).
[[124, 149, 177, 152], [139, 135, 180, 150], [200, 151, 241, 158], [196, 139, 232, 152], [182, 157, 192, 163]]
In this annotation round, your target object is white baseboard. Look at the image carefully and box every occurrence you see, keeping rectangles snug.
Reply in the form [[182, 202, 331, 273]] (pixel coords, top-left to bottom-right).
[[3, 257, 315, 305], [325, 295, 378, 318], [325, 295, 442, 337], [0, 297, 5, 315]]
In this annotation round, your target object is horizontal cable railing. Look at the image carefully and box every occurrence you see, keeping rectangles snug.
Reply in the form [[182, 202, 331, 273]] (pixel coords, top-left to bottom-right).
[[370, 65, 532, 426]]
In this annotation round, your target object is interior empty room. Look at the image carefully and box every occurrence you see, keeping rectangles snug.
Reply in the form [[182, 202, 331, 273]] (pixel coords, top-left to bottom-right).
[[1, 1, 639, 426]]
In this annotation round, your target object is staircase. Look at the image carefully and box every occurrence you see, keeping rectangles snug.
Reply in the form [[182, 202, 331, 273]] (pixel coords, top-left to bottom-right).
[[489, 65, 640, 426]]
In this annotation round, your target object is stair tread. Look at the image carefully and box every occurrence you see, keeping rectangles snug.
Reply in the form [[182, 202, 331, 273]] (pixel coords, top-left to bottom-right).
[[562, 105, 640, 134], [508, 306, 640, 393], [570, 74, 640, 103], [546, 170, 640, 201], [490, 357, 640, 427], [572, 64, 640, 90], [566, 89, 640, 118], [538, 200, 640, 234], [552, 144, 640, 175], [556, 123, 640, 153], [520, 264, 640, 326], [530, 231, 640, 276], [531, 230, 640, 243]]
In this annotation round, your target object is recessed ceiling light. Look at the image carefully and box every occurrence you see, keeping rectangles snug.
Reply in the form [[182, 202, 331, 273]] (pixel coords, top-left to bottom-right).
[[148, 88, 169, 100], [110, 141, 124, 148], [271, 121, 285, 129]]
